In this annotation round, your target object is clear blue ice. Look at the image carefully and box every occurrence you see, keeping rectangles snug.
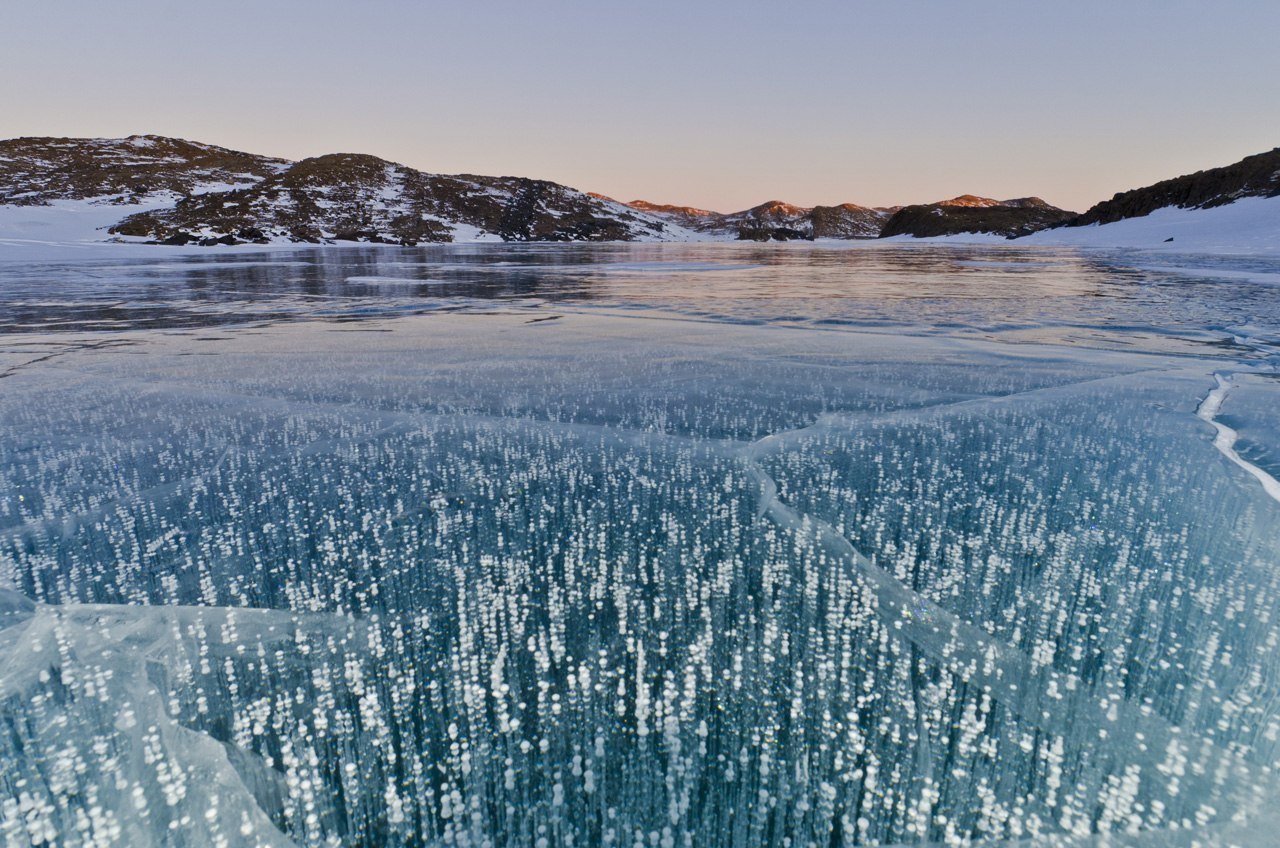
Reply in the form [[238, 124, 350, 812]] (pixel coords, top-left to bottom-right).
[[2, 243, 1279, 846]]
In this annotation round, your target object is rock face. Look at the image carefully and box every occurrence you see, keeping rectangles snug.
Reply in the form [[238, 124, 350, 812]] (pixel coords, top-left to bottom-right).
[[622, 198, 894, 240], [113, 153, 682, 245], [1063, 147, 1280, 227], [879, 197, 1075, 239], [809, 203, 898, 239], [0, 135, 289, 205]]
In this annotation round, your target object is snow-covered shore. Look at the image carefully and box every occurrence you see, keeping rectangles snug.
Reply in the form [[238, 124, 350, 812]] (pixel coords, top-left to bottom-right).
[[2, 195, 1277, 261], [878, 195, 1280, 255], [1017, 195, 1280, 254]]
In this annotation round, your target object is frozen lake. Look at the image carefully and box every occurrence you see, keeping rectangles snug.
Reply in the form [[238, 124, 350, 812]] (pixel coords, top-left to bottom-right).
[[2, 242, 1279, 847]]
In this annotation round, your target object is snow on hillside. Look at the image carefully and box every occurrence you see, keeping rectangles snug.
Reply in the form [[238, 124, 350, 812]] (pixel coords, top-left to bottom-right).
[[0, 137, 706, 252], [1017, 195, 1280, 254], [0, 196, 191, 257], [877, 197, 1278, 255], [0, 190, 702, 260]]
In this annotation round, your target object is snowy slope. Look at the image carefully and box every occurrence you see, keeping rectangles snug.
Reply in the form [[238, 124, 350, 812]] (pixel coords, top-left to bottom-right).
[[1017, 195, 1280, 253], [0, 135, 294, 255], [0, 196, 180, 252], [878, 196, 1279, 255]]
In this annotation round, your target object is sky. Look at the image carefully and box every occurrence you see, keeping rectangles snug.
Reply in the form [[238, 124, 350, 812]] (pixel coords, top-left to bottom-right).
[[2, 1, 1278, 213]]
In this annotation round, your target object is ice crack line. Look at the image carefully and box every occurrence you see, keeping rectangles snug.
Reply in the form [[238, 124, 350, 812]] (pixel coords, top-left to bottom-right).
[[738, 417, 1270, 819], [0, 338, 139, 379], [1195, 371, 1280, 505]]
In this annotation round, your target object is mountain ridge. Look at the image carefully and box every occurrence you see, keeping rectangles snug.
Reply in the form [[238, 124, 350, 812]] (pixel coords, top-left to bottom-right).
[[0, 135, 1275, 247]]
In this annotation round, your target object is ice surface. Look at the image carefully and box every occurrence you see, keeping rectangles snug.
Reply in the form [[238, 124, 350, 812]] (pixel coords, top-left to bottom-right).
[[1, 244, 1279, 846]]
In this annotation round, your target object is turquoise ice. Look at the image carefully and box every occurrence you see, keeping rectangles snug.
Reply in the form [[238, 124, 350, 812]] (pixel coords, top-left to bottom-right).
[[2, 243, 1279, 847]]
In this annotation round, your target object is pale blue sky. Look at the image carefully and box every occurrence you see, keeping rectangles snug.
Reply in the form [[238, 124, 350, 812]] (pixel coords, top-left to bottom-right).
[[3, 1, 1278, 212]]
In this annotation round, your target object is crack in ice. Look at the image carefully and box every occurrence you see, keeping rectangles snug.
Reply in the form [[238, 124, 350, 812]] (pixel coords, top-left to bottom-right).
[[738, 385, 1277, 828], [1196, 371, 1280, 505]]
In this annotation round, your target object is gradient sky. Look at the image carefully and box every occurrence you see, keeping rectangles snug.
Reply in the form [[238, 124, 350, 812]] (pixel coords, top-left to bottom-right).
[[3, 1, 1278, 213]]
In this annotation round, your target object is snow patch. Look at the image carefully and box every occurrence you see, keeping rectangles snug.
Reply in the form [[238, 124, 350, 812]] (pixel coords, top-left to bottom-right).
[[1018, 195, 1280, 254]]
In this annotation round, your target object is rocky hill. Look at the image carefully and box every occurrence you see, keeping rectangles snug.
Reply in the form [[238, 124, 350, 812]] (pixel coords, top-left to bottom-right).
[[0, 135, 289, 206], [808, 203, 898, 239], [621, 198, 894, 240], [879, 196, 1075, 239], [112, 153, 684, 245], [0, 135, 692, 245], [1061, 147, 1280, 228]]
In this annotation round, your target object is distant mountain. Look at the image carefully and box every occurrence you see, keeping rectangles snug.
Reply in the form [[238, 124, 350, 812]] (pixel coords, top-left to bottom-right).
[[1060, 147, 1280, 228], [879, 196, 1075, 239], [619, 198, 894, 240], [609, 199, 721, 231], [0, 135, 289, 205], [933, 194, 1005, 208], [0, 136, 693, 246]]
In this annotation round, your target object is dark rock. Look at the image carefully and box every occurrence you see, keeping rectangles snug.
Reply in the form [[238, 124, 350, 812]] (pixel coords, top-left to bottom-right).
[[879, 200, 1075, 239], [197, 235, 240, 246], [737, 225, 814, 242], [333, 230, 384, 243], [808, 204, 887, 239], [1063, 147, 1280, 227], [109, 218, 156, 238]]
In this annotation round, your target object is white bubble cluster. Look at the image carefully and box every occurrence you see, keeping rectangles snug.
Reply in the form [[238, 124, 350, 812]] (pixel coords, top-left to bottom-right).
[[1, 308, 1279, 847]]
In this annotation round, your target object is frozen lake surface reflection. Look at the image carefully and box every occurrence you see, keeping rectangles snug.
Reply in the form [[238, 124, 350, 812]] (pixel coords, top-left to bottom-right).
[[2, 243, 1280, 847]]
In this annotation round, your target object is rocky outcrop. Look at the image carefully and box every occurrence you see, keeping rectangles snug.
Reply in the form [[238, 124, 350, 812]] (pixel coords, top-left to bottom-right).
[[109, 153, 685, 245], [879, 197, 1075, 239], [730, 201, 817, 241], [1062, 147, 1280, 227], [0, 135, 289, 205], [809, 203, 896, 239]]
